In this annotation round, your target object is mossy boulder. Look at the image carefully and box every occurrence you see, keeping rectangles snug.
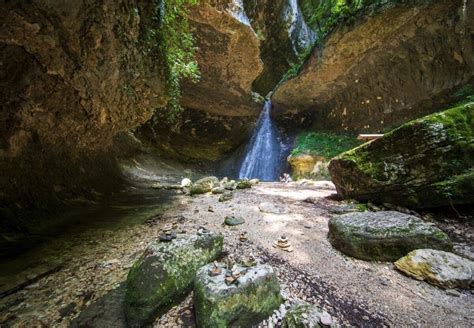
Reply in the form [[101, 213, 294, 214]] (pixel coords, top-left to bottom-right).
[[124, 232, 223, 327], [328, 211, 452, 261], [194, 263, 282, 327], [190, 176, 220, 195], [281, 303, 335, 328], [328, 103, 474, 209], [236, 179, 252, 189], [395, 249, 474, 289]]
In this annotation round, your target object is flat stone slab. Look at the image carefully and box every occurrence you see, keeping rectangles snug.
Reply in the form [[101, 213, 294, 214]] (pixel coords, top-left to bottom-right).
[[125, 232, 223, 327], [194, 263, 282, 327], [395, 249, 474, 289], [328, 211, 452, 261]]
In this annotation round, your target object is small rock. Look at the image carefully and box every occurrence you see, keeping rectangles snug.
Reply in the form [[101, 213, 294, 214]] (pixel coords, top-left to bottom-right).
[[224, 216, 245, 226], [181, 178, 192, 187], [236, 179, 252, 189], [219, 191, 233, 202], [211, 187, 225, 194], [320, 311, 333, 326]]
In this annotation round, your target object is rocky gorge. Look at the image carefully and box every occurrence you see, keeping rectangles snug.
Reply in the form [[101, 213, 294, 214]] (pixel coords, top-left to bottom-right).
[[1, 0, 473, 327]]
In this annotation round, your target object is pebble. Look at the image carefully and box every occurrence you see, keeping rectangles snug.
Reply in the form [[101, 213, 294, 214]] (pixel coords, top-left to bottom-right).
[[320, 311, 333, 326]]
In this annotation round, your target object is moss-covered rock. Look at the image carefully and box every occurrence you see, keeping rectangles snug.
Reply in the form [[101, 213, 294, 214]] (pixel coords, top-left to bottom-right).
[[219, 191, 233, 202], [395, 249, 474, 289], [281, 302, 335, 328], [328, 103, 474, 209], [328, 211, 452, 261], [124, 232, 223, 327], [194, 263, 282, 327], [236, 179, 252, 189], [190, 176, 220, 195]]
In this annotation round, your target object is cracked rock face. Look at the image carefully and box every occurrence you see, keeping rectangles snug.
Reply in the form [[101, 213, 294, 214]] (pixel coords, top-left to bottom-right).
[[273, 0, 474, 132]]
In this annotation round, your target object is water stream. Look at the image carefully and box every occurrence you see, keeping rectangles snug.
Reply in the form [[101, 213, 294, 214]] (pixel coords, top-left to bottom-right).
[[238, 100, 284, 181]]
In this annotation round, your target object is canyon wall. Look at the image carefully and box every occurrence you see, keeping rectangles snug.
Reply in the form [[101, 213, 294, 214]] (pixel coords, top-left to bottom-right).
[[273, 0, 474, 133], [0, 1, 167, 251]]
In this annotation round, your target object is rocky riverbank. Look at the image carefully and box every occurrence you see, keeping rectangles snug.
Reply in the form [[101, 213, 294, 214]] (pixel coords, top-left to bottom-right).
[[1, 181, 472, 327]]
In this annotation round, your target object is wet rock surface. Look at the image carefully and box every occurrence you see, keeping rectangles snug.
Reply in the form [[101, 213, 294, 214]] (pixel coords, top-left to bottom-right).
[[395, 249, 474, 289], [124, 232, 223, 327], [328, 103, 474, 209], [194, 263, 282, 327], [328, 211, 452, 261]]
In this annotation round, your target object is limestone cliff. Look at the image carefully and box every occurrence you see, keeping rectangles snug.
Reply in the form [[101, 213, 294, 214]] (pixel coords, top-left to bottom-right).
[[273, 0, 474, 132], [139, 0, 264, 162]]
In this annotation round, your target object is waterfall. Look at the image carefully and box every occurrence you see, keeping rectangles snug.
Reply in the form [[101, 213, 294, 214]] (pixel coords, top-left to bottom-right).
[[238, 100, 282, 181]]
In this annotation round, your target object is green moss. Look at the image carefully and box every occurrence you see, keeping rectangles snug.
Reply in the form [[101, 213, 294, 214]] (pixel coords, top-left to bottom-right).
[[194, 265, 282, 327], [291, 132, 363, 159], [144, 0, 201, 122], [125, 234, 223, 327]]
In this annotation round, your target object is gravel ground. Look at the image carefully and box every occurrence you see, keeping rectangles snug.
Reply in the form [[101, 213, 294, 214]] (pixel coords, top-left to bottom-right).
[[1, 181, 473, 327]]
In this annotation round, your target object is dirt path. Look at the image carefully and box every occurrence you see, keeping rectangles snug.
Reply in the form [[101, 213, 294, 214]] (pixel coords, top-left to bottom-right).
[[1, 182, 472, 327]]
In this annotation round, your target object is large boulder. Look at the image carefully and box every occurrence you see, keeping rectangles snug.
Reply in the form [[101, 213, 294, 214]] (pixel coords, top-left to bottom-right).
[[395, 249, 474, 289], [328, 103, 474, 209], [328, 211, 452, 261], [194, 263, 282, 327], [124, 232, 223, 327], [273, 0, 474, 132]]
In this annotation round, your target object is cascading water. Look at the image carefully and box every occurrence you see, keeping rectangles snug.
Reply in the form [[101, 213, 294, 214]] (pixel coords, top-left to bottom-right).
[[238, 100, 282, 181]]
